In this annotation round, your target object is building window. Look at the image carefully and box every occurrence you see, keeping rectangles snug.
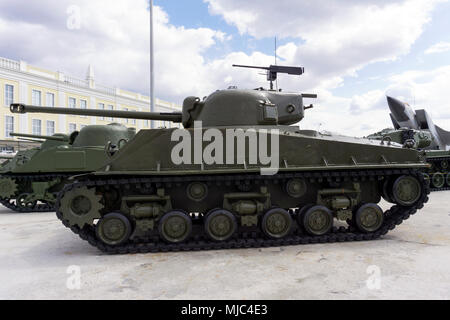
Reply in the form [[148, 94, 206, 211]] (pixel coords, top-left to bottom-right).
[[69, 97, 76, 108], [5, 116, 14, 138], [32, 90, 41, 105], [107, 105, 114, 121], [46, 120, 55, 136], [46, 93, 55, 107], [32, 119, 41, 135], [4, 84, 14, 107], [98, 103, 105, 120], [144, 120, 149, 127], [79, 100, 87, 118], [69, 123, 77, 133]]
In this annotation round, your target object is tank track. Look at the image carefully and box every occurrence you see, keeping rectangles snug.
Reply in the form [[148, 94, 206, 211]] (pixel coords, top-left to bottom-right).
[[0, 173, 72, 213], [426, 157, 450, 192], [55, 168, 429, 254]]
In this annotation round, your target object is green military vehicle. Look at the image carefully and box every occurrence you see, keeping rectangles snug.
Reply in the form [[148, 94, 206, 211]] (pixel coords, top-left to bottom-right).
[[0, 124, 135, 212], [1, 104, 176, 212], [12, 65, 430, 254], [367, 96, 450, 191]]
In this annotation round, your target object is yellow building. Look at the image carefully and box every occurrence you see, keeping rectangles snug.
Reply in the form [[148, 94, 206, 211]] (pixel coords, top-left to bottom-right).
[[0, 56, 181, 152]]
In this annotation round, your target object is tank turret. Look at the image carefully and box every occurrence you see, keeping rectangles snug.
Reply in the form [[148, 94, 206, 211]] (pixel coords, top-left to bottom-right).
[[181, 64, 316, 128], [180, 89, 316, 128]]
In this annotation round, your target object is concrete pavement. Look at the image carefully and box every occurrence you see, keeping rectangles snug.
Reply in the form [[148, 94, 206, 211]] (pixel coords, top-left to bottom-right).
[[0, 191, 449, 300]]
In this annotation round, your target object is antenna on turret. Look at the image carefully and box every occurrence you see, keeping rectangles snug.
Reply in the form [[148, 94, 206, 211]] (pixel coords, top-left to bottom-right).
[[232, 64, 304, 90], [274, 36, 278, 91]]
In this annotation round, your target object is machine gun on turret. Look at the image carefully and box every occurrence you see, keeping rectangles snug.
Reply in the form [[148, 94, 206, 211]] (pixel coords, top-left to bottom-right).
[[232, 64, 305, 90]]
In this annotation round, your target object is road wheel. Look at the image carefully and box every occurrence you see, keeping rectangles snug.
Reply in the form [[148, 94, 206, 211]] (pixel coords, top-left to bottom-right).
[[159, 210, 192, 243], [446, 173, 450, 187], [96, 212, 132, 246], [353, 203, 384, 233], [302, 205, 333, 236], [204, 209, 237, 241], [392, 175, 422, 206], [431, 172, 445, 189], [261, 208, 292, 239]]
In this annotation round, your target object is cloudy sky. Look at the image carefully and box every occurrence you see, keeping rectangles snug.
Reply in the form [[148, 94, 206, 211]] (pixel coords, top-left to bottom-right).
[[1, 0, 450, 136]]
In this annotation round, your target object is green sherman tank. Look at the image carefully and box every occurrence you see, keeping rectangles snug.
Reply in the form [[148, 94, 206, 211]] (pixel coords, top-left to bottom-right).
[[13, 65, 430, 254], [367, 96, 450, 191], [0, 123, 135, 212], [1, 104, 176, 212]]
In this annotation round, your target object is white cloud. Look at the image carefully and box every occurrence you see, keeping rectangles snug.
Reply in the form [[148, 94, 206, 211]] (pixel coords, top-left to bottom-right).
[[205, 0, 449, 136], [206, 0, 444, 89], [0, 0, 448, 138], [0, 0, 230, 103], [342, 65, 450, 136], [425, 41, 450, 54]]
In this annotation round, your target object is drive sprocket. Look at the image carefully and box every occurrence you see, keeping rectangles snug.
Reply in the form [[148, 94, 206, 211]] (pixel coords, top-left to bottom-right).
[[0, 177, 18, 199], [59, 185, 103, 228]]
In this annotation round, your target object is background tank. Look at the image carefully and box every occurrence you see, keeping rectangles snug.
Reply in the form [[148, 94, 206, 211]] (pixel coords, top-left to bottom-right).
[[1, 103, 172, 212], [50, 65, 430, 254], [367, 96, 450, 191]]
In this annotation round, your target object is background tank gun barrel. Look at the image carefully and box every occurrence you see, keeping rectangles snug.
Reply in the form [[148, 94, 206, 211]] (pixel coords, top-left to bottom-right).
[[10, 104, 183, 123], [0, 153, 15, 160], [9, 132, 69, 142]]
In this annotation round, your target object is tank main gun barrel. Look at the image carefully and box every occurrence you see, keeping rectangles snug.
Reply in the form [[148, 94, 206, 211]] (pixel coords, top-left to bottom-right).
[[9, 132, 69, 142], [10, 104, 183, 123]]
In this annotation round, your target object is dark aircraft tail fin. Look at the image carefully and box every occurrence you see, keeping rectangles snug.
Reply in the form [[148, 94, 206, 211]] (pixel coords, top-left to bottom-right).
[[390, 113, 401, 129]]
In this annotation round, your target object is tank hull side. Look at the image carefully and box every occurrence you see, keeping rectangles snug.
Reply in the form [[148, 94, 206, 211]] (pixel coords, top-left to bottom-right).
[[4, 147, 110, 174], [100, 128, 427, 176]]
